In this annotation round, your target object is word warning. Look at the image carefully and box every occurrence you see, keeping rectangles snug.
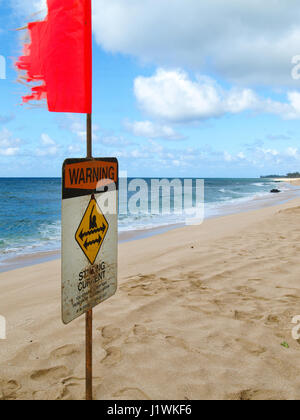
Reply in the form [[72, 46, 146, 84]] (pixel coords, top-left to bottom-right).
[[62, 158, 118, 324]]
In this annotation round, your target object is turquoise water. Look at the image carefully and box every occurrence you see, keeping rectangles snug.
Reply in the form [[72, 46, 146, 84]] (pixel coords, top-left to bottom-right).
[[0, 178, 60, 260], [0, 177, 297, 263]]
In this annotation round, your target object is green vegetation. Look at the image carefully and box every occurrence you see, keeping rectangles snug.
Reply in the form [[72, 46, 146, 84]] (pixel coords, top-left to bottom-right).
[[260, 172, 300, 178], [286, 172, 300, 178]]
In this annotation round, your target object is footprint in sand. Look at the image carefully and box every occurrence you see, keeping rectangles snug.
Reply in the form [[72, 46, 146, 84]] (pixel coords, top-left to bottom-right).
[[101, 347, 122, 366], [165, 336, 190, 351], [60, 376, 88, 400], [33, 383, 71, 401], [189, 279, 204, 290], [182, 304, 214, 316], [50, 344, 80, 359], [30, 366, 70, 383], [121, 274, 173, 297], [228, 388, 285, 400], [235, 286, 256, 294], [248, 278, 262, 283], [133, 324, 148, 336], [99, 325, 122, 343], [182, 304, 202, 313], [234, 310, 263, 322], [265, 314, 280, 325], [125, 324, 153, 344], [235, 338, 266, 356], [284, 294, 300, 300], [0, 379, 21, 400], [113, 387, 151, 400]]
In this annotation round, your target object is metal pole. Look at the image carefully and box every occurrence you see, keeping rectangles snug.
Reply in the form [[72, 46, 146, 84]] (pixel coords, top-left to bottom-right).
[[86, 113, 93, 401], [86, 308, 93, 400], [87, 113, 92, 159]]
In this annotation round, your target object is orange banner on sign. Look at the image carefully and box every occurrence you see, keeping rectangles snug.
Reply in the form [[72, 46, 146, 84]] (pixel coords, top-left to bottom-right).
[[64, 161, 118, 190]]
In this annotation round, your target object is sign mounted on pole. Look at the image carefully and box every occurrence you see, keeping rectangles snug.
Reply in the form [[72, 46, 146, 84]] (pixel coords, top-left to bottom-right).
[[62, 158, 118, 324]]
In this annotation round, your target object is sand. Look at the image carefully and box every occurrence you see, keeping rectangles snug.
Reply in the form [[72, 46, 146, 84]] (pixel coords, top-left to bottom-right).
[[1, 198, 300, 400], [275, 178, 300, 186]]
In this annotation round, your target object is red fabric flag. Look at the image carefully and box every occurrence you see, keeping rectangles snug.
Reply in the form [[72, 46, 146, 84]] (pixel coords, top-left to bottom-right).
[[16, 0, 92, 113]]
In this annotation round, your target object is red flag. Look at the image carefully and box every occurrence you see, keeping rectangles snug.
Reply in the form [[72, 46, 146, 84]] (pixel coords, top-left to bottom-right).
[[16, 0, 92, 114]]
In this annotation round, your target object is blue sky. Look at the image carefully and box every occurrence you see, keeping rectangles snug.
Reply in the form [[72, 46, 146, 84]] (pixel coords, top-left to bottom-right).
[[1, 0, 300, 177]]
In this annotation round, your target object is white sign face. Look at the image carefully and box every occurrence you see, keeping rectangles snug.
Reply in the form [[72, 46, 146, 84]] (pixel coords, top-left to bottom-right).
[[61, 158, 118, 324]]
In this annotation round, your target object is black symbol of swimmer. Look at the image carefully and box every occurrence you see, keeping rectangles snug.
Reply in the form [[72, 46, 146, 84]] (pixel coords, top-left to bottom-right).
[[89, 205, 98, 229]]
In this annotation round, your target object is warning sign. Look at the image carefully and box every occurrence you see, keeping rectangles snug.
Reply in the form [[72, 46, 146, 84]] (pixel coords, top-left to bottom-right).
[[75, 196, 109, 265], [62, 158, 118, 324]]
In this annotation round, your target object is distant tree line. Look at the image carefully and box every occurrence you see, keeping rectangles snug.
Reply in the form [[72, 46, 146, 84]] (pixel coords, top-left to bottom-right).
[[286, 172, 300, 178], [260, 172, 300, 178]]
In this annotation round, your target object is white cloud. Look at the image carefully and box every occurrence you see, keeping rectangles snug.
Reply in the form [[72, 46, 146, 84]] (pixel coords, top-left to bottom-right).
[[12, 1, 300, 87], [36, 133, 58, 156], [224, 151, 233, 162], [286, 147, 298, 157], [41, 133, 55, 146], [10, 0, 47, 18], [124, 120, 184, 140], [102, 131, 300, 172], [0, 148, 19, 156], [59, 115, 99, 141], [250, 147, 281, 165], [134, 68, 300, 122], [99, 135, 134, 147], [220, 146, 300, 167], [134, 69, 259, 122], [92, 0, 300, 87], [237, 152, 246, 160], [0, 128, 21, 156], [68, 144, 83, 155]]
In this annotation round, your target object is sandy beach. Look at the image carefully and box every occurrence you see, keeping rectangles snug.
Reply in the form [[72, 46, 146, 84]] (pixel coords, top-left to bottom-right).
[[1, 198, 300, 400], [275, 178, 300, 186]]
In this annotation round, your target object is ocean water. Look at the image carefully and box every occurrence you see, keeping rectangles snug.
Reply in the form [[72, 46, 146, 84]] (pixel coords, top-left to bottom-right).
[[0, 177, 299, 264]]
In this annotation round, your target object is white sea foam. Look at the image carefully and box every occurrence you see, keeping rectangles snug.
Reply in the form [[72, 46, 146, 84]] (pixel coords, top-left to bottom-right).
[[1, 179, 300, 264]]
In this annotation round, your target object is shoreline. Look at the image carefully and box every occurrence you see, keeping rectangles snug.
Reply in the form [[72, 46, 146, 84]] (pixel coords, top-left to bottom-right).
[[1, 196, 300, 399], [271, 178, 300, 186], [1, 182, 300, 273]]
